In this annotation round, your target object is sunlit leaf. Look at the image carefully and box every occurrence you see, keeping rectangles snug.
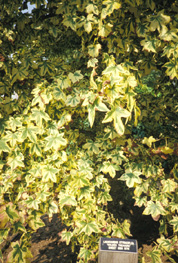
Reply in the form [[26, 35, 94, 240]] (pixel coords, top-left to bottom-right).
[[102, 0, 121, 19], [31, 108, 50, 127], [161, 179, 177, 193], [42, 165, 59, 183], [61, 229, 73, 245], [119, 169, 142, 187], [0, 139, 10, 153], [77, 220, 99, 235], [66, 94, 80, 107], [170, 216, 178, 232], [88, 43, 101, 57], [7, 151, 24, 170], [147, 249, 162, 263], [58, 193, 77, 207], [68, 70, 83, 83], [102, 106, 130, 135], [142, 136, 157, 147], [143, 201, 167, 219], [45, 131, 67, 151]]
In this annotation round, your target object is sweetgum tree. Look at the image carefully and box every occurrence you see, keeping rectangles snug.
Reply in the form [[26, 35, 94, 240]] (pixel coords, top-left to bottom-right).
[[0, 0, 178, 262]]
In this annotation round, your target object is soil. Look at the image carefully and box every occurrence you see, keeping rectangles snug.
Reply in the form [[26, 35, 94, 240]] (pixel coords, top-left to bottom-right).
[[30, 214, 78, 263], [1, 177, 177, 262]]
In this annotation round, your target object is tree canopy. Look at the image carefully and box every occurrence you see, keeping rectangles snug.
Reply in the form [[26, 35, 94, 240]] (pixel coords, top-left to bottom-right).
[[0, 0, 178, 262]]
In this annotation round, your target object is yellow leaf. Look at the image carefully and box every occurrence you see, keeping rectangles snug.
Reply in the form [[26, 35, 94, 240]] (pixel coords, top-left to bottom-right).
[[149, 10, 171, 33], [88, 43, 101, 57], [102, 0, 121, 19], [161, 146, 174, 154], [142, 136, 157, 147], [86, 3, 99, 15], [98, 21, 113, 37]]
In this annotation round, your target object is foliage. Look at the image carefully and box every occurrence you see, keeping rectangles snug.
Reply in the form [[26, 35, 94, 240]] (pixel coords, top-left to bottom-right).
[[0, 0, 178, 262]]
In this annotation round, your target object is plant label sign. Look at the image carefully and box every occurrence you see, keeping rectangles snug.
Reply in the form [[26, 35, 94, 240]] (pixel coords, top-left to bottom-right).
[[99, 238, 138, 263]]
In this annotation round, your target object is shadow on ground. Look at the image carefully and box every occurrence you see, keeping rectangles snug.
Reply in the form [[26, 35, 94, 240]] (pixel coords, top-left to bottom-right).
[[31, 214, 77, 263]]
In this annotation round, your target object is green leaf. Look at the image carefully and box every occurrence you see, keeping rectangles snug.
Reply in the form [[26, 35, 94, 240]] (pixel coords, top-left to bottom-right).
[[78, 247, 92, 262], [31, 108, 50, 127], [143, 201, 167, 219], [136, 22, 148, 37], [38, 61, 55, 76], [119, 169, 142, 187], [142, 136, 157, 147], [28, 211, 45, 230], [84, 14, 95, 34], [102, 106, 130, 135], [4, 131, 21, 148], [12, 242, 23, 263], [78, 160, 93, 179], [87, 98, 109, 127], [134, 181, 149, 197], [61, 229, 73, 245], [57, 76, 71, 89], [77, 220, 99, 235], [63, 14, 77, 31], [98, 190, 112, 204], [0, 139, 10, 153], [86, 3, 99, 15], [79, 186, 93, 200], [36, 191, 50, 202], [96, 99, 109, 112], [11, 67, 28, 84], [88, 104, 95, 127], [66, 94, 80, 107], [83, 140, 100, 154], [161, 179, 177, 193], [134, 196, 147, 207], [30, 142, 42, 156], [25, 197, 41, 210], [19, 125, 38, 143], [45, 131, 67, 151], [101, 161, 120, 178], [87, 58, 98, 68], [88, 43, 101, 57], [8, 117, 22, 131], [6, 205, 19, 221], [146, 0, 155, 10], [71, 173, 90, 188], [102, 0, 121, 19], [58, 193, 77, 207], [14, 221, 26, 233], [112, 223, 125, 238], [42, 165, 59, 183], [147, 249, 162, 263], [164, 59, 178, 79], [49, 27, 58, 38], [7, 151, 24, 170], [102, 64, 127, 77], [157, 236, 174, 253], [141, 37, 161, 53], [53, 87, 66, 101], [48, 201, 58, 217], [0, 206, 9, 228], [68, 70, 83, 83], [170, 216, 178, 232], [149, 10, 171, 33], [98, 21, 113, 37]]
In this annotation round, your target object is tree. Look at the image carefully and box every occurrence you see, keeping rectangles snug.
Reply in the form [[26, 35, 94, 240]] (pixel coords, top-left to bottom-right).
[[0, 0, 178, 262]]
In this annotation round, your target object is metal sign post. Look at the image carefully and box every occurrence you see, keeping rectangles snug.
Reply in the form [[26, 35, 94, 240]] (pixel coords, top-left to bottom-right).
[[99, 238, 138, 263]]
